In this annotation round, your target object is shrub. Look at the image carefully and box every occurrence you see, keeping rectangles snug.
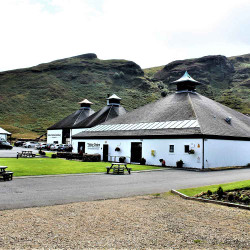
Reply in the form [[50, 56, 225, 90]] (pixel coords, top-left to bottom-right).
[[51, 154, 57, 158], [161, 90, 167, 97], [39, 150, 46, 156], [82, 154, 101, 162], [242, 196, 249, 203], [113, 72, 120, 79], [140, 158, 146, 165], [216, 186, 224, 198], [119, 156, 126, 163], [207, 190, 212, 196], [227, 192, 234, 201], [115, 147, 121, 152]]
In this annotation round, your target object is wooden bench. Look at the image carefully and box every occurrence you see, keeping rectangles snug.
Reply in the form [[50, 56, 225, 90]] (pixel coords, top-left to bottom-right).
[[113, 166, 125, 175], [1, 171, 13, 181], [17, 151, 36, 158], [106, 166, 112, 174]]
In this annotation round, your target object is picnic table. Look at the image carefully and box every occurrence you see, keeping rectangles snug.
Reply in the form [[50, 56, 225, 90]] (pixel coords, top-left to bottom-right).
[[17, 151, 36, 158], [106, 162, 132, 175], [0, 166, 13, 181]]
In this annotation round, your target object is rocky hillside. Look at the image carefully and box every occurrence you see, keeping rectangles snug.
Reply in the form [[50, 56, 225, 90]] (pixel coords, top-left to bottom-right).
[[147, 54, 250, 114], [0, 54, 161, 138], [0, 53, 249, 139]]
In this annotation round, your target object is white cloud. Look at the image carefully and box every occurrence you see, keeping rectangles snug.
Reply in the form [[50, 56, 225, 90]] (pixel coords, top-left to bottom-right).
[[0, 0, 250, 71]]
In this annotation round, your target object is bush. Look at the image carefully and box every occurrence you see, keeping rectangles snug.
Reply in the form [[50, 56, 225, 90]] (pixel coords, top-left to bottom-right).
[[51, 154, 57, 158], [207, 190, 212, 196], [119, 156, 126, 163], [82, 154, 101, 162], [227, 192, 234, 201], [161, 90, 167, 97], [242, 196, 249, 203], [140, 158, 146, 165], [216, 186, 224, 198], [39, 150, 46, 156]]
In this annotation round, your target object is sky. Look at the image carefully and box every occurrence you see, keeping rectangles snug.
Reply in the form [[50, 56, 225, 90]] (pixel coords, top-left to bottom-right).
[[1, 0, 250, 72]]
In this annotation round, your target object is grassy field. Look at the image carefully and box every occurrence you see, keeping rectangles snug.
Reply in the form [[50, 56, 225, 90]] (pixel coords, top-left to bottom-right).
[[0, 158, 162, 176], [177, 180, 250, 197]]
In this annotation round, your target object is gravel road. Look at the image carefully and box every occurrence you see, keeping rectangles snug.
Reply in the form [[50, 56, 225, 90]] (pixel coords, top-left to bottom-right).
[[1, 168, 249, 210], [0, 194, 249, 249]]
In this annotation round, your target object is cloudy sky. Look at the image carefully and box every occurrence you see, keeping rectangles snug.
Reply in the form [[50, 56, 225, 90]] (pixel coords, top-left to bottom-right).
[[1, 0, 250, 71]]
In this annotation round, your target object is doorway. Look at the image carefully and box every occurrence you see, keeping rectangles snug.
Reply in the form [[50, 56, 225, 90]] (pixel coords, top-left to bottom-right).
[[103, 144, 109, 162], [131, 142, 142, 163], [78, 142, 85, 153]]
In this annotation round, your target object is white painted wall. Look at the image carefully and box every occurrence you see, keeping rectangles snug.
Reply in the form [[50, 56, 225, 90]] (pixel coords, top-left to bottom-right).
[[0, 134, 7, 140], [204, 139, 250, 168], [72, 138, 203, 168], [47, 129, 63, 144]]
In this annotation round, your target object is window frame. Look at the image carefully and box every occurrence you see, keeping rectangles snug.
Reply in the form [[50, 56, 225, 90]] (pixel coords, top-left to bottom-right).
[[169, 145, 174, 153]]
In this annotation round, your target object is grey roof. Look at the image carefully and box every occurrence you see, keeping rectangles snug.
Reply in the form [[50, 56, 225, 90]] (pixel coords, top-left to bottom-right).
[[48, 108, 95, 130], [73, 92, 250, 139], [72, 105, 127, 128]]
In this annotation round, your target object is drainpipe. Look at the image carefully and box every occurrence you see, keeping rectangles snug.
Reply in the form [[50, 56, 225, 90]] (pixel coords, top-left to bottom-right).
[[202, 138, 205, 170]]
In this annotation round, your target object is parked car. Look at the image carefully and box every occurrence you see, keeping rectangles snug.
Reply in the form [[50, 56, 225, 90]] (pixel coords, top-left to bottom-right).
[[57, 144, 73, 152], [50, 144, 60, 151], [35, 143, 47, 150], [46, 143, 54, 150], [0, 141, 13, 150], [23, 141, 39, 148], [14, 141, 25, 147]]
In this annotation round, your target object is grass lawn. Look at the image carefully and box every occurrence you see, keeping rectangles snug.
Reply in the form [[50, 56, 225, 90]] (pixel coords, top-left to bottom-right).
[[0, 158, 163, 176], [178, 180, 250, 197]]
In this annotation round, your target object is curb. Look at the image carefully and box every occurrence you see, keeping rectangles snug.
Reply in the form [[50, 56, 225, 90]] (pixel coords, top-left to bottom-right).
[[171, 189, 250, 211], [13, 168, 171, 179]]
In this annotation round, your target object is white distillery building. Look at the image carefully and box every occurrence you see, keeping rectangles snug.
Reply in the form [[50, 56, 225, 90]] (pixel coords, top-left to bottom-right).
[[47, 95, 126, 150], [0, 126, 11, 141], [72, 72, 250, 169]]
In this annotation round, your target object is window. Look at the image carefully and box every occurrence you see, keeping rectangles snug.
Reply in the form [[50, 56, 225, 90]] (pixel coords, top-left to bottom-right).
[[184, 145, 190, 153], [169, 145, 174, 153]]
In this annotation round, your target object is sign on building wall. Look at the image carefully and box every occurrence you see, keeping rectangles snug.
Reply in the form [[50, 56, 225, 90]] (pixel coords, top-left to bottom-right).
[[47, 130, 63, 144], [87, 143, 101, 150]]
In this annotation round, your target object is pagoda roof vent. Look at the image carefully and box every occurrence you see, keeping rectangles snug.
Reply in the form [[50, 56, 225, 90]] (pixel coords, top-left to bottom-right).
[[78, 99, 93, 109], [171, 71, 203, 93], [107, 94, 121, 106]]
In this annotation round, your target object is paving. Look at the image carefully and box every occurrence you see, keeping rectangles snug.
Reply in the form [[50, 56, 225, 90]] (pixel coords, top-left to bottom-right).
[[0, 168, 249, 210], [0, 146, 39, 158]]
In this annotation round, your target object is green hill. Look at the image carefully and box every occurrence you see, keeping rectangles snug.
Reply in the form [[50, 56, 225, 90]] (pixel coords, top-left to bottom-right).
[[0, 53, 249, 139], [0, 53, 161, 138]]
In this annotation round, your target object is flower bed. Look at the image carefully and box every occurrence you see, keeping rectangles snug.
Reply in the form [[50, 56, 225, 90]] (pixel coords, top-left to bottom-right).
[[195, 187, 250, 206]]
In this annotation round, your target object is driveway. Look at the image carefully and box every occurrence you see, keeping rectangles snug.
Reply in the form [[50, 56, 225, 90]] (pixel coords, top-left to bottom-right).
[[0, 146, 39, 158], [0, 168, 249, 210]]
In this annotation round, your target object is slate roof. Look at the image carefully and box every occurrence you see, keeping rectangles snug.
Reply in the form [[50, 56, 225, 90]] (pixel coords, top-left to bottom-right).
[[72, 105, 127, 128], [47, 108, 95, 130], [72, 92, 250, 139]]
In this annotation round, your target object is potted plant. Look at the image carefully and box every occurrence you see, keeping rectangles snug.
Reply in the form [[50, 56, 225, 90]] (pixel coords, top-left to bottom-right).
[[159, 159, 166, 167], [140, 157, 146, 165], [176, 159, 184, 168], [188, 149, 195, 154], [115, 147, 121, 152], [119, 156, 126, 163]]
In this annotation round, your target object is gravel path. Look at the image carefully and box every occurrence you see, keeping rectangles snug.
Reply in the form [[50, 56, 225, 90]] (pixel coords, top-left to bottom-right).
[[0, 194, 249, 249]]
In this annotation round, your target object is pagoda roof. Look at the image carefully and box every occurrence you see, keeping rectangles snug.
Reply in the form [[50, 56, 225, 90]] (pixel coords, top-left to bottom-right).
[[171, 71, 201, 84], [78, 99, 93, 105], [107, 94, 121, 100]]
